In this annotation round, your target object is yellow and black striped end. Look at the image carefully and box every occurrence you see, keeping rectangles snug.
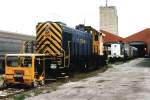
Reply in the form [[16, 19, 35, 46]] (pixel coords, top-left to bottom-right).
[[36, 22, 62, 56]]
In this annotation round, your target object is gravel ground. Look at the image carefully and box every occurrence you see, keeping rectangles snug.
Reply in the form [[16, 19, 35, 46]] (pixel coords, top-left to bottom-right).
[[27, 58, 150, 100]]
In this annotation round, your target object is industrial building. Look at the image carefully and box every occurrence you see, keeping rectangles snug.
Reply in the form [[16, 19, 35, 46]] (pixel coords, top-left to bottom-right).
[[100, 6, 118, 35], [0, 30, 35, 54], [124, 28, 150, 57], [102, 28, 150, 57]]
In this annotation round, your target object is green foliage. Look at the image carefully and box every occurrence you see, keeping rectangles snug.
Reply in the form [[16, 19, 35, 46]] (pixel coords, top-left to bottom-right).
[[14, 94, 25, 100]]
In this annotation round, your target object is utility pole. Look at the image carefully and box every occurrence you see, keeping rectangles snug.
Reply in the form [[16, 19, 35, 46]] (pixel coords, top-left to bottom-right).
[[84, 19, 85, 25]]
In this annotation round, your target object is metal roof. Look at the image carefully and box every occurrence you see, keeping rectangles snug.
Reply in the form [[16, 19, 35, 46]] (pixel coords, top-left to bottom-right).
[[0, 30, 35, 41]]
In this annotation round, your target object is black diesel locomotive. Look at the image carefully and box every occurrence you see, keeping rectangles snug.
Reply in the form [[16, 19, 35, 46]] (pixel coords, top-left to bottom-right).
[[36, 21, 106, 78]]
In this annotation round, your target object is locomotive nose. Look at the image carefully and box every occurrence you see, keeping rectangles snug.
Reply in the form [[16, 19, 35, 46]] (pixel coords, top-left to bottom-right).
[[36, 22, 62, 56]]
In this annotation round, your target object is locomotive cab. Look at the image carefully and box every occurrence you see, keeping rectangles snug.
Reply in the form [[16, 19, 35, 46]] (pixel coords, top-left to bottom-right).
[[4, 54, 45, 87]]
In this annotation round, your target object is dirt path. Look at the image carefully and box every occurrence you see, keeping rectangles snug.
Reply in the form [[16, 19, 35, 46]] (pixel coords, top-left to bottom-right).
[[27, 58, 150, 100]]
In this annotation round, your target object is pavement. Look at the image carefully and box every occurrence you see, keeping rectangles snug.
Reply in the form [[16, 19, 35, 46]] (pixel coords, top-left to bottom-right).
[[27, 58, 150, 100]]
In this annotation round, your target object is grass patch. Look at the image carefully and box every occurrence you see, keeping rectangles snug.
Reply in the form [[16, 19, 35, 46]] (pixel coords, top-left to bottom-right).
[[33, 88, 42, 96], [0, 76, 3, 81], [70, 66, 108, 82], [14, 94, 25, 100], [107, 64, 113, 68]]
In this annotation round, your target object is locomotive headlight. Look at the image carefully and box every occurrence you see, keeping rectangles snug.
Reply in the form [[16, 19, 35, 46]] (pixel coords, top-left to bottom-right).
[[50, 64, 57, 69]]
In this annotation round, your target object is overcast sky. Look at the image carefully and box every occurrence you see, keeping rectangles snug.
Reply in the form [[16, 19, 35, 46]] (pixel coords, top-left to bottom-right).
[[0, 0, 150, 37]]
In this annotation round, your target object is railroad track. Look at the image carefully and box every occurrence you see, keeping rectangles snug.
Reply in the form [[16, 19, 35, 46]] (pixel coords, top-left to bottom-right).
[[0, 85, 31, 99], [0, 79, 68, 99]]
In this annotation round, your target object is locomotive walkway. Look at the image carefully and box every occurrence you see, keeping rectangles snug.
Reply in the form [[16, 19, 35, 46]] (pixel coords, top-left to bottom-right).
[[27, 58, 150, 100]]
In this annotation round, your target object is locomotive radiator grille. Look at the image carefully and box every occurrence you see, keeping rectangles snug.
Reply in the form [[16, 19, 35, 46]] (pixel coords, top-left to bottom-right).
[[36, 22, 62, 56]]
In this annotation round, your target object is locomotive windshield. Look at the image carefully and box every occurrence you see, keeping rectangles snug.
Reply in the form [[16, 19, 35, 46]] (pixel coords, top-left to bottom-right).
[[6, 56, 32, 67]]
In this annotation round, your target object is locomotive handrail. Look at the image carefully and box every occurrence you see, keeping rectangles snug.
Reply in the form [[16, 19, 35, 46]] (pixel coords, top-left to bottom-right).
[[61, 42, 70, 68], [61, 49, 66, 68], [67, 41, 71, 68]]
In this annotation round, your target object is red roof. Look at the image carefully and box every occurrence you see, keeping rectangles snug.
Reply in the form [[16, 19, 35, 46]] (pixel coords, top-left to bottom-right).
[[100, 30, 123, 43], [124, 28, 150, 43], [123, 28, 150, 55]]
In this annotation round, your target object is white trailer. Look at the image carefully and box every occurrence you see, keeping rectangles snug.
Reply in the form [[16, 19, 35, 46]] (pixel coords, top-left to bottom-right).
[[108, 43, 124, 58]]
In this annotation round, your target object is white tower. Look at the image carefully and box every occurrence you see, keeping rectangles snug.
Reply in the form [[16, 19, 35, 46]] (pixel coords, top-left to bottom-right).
[[100, 0, 118, 35]]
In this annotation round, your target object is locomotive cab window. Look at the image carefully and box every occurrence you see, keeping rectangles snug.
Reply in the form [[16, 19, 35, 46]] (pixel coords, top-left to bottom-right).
[[6, 56, 32, 67], [6, 56, 19, 67], [20, 56, 32, 67]]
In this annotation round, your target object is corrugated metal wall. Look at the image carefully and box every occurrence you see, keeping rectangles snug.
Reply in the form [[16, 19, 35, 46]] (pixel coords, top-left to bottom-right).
[[0, 31, 35, 54]]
